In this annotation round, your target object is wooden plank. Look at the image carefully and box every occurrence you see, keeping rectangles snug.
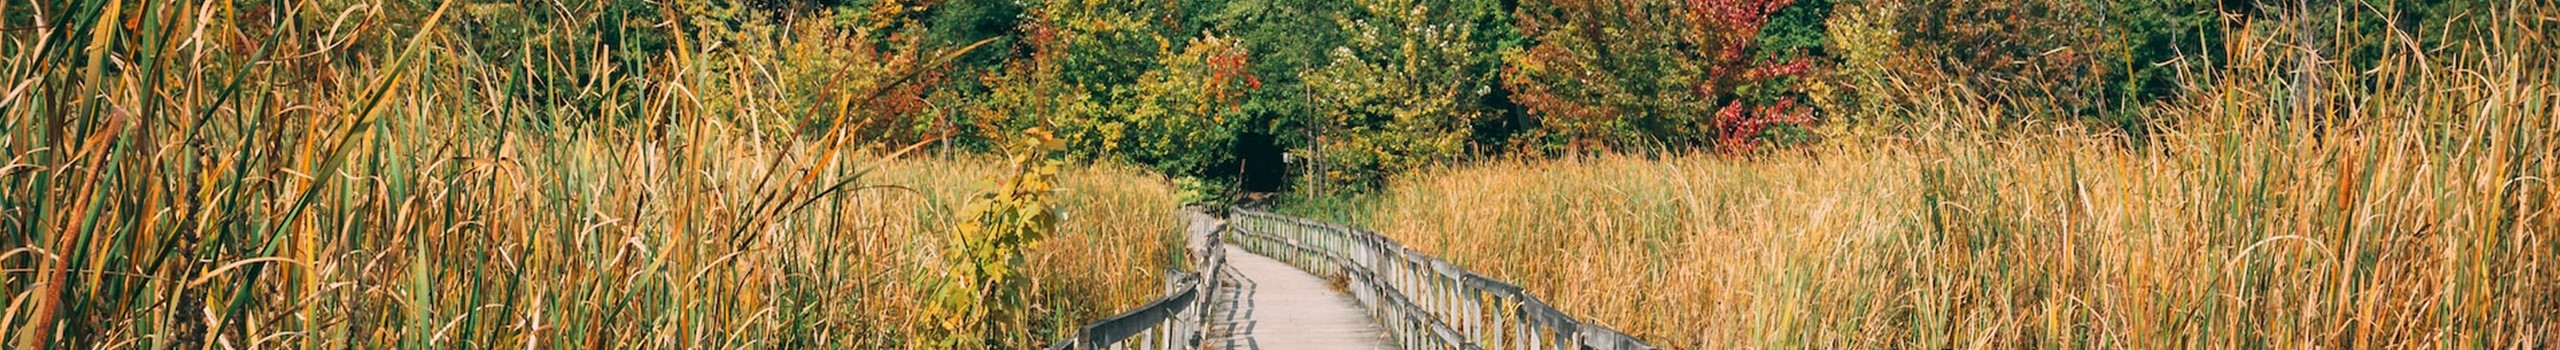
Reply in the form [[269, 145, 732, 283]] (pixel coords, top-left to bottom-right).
[[1204, 245, 1393, 350]]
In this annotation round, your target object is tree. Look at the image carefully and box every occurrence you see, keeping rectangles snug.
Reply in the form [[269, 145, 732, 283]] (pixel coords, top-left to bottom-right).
[[969, 0, 1263, 183], [1199, 0, 1355, 164], [1122, 34, 1260, 181], [1301, 0, 1513, 189], [970, 0, 1175, 152], [1503, 0, 1814, 152]]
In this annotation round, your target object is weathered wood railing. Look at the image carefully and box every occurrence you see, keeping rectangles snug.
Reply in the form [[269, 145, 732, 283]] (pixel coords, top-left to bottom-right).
[[1227, 209, 1658, 350], [1044, 209, 1227, 350]]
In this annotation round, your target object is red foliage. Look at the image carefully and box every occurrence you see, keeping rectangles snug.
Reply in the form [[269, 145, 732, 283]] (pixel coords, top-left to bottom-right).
[[1712, 98, 1810, 153], [1687, 0, 1795, 64], [1203, 44, 1257, 103], [1504, 0, 1814, 153]]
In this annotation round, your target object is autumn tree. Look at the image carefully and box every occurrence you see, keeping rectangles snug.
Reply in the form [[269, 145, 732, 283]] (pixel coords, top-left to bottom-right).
[[1504, 0, 1815, 152]]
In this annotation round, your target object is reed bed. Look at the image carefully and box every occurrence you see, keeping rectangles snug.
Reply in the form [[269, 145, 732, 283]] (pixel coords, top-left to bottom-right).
[[0, 0, 1179, 348], [1337, 3, 2558, 348]]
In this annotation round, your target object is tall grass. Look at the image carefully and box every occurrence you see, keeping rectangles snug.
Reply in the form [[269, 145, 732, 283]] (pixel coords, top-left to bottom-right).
[[0, 0, 1178, 348], [1334, 2, 2557, 348]]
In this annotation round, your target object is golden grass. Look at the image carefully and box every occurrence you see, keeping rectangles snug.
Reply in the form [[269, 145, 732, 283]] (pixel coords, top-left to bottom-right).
[[0, 1, 1180, 348], [3, 112, 1181, 349], [1336, 4, 2559, 348]]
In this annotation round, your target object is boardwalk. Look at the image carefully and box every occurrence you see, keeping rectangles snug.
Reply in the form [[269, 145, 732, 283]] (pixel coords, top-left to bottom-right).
[[1203, 245, 1392, 350], [1048, 209, 1653, 350]]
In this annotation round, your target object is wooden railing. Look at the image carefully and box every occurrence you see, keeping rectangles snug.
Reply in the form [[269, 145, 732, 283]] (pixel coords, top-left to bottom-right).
[[1227, 209, 1659, 350], [1044, 209, 1226, 350]]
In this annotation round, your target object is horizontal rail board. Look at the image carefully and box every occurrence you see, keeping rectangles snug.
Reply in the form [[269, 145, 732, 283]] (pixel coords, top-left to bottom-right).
[[1076, 276, 1199, 346]]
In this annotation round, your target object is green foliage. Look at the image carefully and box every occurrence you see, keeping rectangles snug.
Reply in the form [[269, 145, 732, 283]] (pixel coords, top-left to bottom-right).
[[1174, 176, 1226, 205], [967, 0, 1150, 128], [1758, 0, 1832, 57], [2102, 0, 2221, 101], [924, 0, 1028, 89], [1199, 0, 1355, 151], [2291, 0, 2512, 102], [1300, 0, 1511, 189], [1039, 0, 1182, 89], [2095, 0, 2220, 138], [1890, 0, 2110, 110], [443, 0, 969, 141], [1121, 35, 1260, 179], [1823, 0, 2220, 136], [452, 0, 672, 127], [1813, 0, 1904, 126], [965, 0, 1268, 188]]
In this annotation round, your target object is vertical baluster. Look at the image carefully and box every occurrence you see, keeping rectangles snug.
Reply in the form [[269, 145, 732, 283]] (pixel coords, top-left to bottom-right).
[[1172, 323, 1182, 350], [1525, 327, 1546, 350], [1323, 227, 1334, 273], [1457, 282, 1468, 342], [1418, 262, 1431, 324], [1478, 291, 1491, 346], [1465, 291, 1480, 346], [1443, 274, 1464, 332], [1492, 297, 1509, 350], [1522, 325, 1538, 350], [1531, 325, 1547, 350], [1460, 284, 1472, 340], [1427, 275, 1440, 337], [1546, 325, 1566, 350]]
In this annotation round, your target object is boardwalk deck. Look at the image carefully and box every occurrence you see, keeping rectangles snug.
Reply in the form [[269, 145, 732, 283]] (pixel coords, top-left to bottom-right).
[[1203, 245, 1393, 350]]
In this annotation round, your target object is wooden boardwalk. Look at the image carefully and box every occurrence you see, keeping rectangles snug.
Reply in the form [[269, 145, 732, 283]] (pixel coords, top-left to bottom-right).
[[1051, 210, 1654, 350], [1202, 245, 1393, 350]]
